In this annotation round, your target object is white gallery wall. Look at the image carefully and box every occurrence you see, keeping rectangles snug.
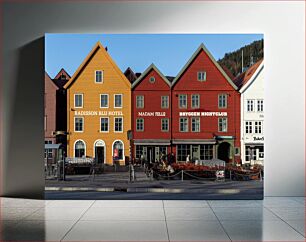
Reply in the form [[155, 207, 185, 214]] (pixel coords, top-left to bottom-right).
[[1, 1, 305, 197]]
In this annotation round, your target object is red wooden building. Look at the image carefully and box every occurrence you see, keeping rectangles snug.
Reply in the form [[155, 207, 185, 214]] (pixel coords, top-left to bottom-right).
[[171, 44, 241, 163], [132, 64, 172, 163]]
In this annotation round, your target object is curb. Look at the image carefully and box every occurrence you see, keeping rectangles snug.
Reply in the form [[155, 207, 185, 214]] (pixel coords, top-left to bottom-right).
[[45, 187, 255, 194]]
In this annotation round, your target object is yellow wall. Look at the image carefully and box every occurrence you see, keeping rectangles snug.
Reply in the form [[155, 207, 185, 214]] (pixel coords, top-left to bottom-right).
[[66, 44, 131, 165]]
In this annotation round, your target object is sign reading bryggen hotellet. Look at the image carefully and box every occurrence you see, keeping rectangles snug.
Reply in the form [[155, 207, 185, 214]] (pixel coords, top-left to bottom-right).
[[64, 42, 131, 165]]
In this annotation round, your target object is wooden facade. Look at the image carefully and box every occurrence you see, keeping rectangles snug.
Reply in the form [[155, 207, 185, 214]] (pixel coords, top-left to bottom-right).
[[64, 42, 131, 165]]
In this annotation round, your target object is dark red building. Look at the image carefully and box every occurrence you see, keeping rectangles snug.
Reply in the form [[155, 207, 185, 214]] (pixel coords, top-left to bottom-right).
[[171, 44, 241, 163], [132, 64, 172, 163]]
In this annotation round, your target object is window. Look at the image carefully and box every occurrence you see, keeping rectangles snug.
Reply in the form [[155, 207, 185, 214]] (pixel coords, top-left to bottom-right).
[[179, 94, 187, 109], [136, 118, 144, 131], [197, 71, 206, 81], [235, 147, 240, 156], [191, 94, 200, 108], [179, 117, 188, 132], [74, 94, 83, 108], [218, 94, 227, 108], [200, 144, 213, 160], [44, 140, 52, 158], [161, 96, 169, 109], [255, 121, 263, 134], [100, 117, 109, 132], [218, 117, 227, 132], [100, 94, 108, 108], [114, 94, 122, 108], [258, 146, 264, 159], [191, 117, 200, 132], [257, 100, 264, 112], [44, 115, 47, 131], [247, 100, 255, 112], [114, 117, 123, 132], [113, 140, 123, 160], [177, 144, 191, 162], [75, 140, 85, 158], [149, 76, 155, 83], [95, 70, 103, 83], [135, 145, 144, 159], [74, 117, 84, 132], [161, 118, 169, 132], [136, 95, 144, 108], [245, 121, 253, 134]]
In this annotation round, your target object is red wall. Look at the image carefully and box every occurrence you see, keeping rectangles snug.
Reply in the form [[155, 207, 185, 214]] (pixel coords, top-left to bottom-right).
[[132, 69, 171, 140], [172, 49, 241, 162]]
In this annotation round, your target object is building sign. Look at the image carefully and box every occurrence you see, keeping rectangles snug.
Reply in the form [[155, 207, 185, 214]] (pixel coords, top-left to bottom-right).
[[74, 111, 123, 116], [138, 111, 166, 117], [253, 137, 264, 141], [179, 112, 227, 117]]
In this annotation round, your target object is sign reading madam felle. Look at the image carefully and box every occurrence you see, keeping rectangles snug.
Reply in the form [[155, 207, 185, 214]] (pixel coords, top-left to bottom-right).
[[138, 111, 166, 117], [179, 112, 227, 117], [74, 111, 123, 116]]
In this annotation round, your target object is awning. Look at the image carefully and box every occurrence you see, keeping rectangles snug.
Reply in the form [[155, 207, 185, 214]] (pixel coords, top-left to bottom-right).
[[133, 139, 171, 146], [45, 144, 61, 149], [214, 136, 235, 140], [172, 139, 216, 144]]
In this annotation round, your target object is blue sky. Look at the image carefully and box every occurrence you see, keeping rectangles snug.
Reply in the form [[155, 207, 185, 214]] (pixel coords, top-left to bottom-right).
[[45, 34, 263, 78]]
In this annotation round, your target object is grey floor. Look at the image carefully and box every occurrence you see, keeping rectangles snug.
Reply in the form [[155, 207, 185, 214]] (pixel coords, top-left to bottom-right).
[[0, 197, 304, 241]]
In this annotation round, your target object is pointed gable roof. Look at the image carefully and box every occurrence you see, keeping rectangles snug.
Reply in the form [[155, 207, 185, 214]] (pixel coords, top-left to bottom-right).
[[172, 43, 238, 90], [64, 42, 130, 89], [54, 68, 71, 80], [234, 59, 263, 91], [124, 67, 138, 84], [45, 71, 58, 90], [132, 63, 171, 89]]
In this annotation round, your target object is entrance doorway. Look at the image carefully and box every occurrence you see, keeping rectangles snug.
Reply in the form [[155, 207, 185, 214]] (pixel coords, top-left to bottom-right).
[[94, 140, 105, 164], [218, 142, 231, 163], [95, 147, 104, 164]]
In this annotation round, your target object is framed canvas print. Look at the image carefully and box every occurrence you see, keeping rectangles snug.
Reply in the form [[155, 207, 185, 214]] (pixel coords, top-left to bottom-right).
[[44, 34, 264, 199]]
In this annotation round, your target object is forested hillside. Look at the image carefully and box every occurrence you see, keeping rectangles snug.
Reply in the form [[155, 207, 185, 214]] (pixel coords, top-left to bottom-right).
[[218, 39, 264, 77]]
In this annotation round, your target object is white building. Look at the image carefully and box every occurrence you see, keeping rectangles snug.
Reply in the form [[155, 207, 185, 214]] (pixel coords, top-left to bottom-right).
[[234, 60, 264, 165]]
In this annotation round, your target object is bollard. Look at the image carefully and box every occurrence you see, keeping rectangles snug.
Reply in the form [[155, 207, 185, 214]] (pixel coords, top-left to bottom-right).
[[229, 170, 232, 181], [181, 170, 184, 181], [259, 170, 262, 181]]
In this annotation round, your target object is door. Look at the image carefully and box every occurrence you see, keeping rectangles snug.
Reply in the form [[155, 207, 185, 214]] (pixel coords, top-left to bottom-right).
[[96, 147, 105, 164], [217, 142, 231, 163], [147, 147, 155, 163]]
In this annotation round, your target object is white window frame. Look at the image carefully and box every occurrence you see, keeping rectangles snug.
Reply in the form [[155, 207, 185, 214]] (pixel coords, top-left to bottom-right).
[[73, 139, 86, 158], [197, 71, 207, 81], [112, 139, 124, 161], [179, 94, 187, 109], [247, 99, 255, 112], [161, 96, 169, 109], [254, 121, 263, 134], [191, 117, 200, 132], [95, 70, 103, 83], [74, 117, 84, 132], [74, 94, 83, 108], [257, 99, 264, 112], [114, 94, 123, 108], [245, 121, 253, 134], [218, 117, 227, 132], [136, 118, 144, 132], [100, 94, 109, 108], [218, 94, 227, 109], [191, 94, 200, 109], [114, 116, 123, 133], [100, 117, 109, 133], [179, 117, 188, 132], [161, 118, 169, 132], [136, 95, 144, 109]]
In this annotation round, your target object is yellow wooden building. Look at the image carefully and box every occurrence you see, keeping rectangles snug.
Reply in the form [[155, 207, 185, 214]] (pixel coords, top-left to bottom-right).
[[64, 42, 131, 165]]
